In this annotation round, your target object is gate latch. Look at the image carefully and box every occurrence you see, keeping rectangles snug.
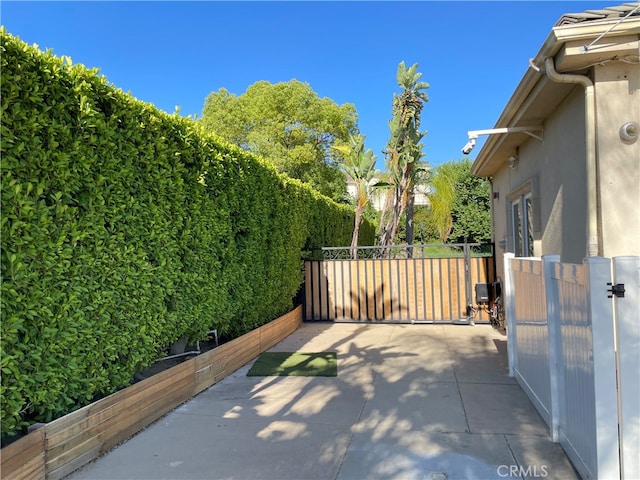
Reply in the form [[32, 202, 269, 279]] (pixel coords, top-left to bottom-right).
[[607, 283, 625, 298]]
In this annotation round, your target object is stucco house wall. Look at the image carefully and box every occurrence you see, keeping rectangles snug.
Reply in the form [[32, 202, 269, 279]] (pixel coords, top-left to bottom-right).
[[594, 62, 640, 258], [471, 4, 640, 280]]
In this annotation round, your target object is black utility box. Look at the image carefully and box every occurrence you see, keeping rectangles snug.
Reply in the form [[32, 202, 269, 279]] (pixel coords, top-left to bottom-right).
[[475, 283, 494, 304]]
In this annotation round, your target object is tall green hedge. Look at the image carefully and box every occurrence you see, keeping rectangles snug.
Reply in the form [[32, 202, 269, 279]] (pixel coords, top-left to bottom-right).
[[0, 30, 375, 438]]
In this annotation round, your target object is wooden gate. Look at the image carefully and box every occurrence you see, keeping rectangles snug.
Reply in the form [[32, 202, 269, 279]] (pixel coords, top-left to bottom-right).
[[304, 244, 496, 323]]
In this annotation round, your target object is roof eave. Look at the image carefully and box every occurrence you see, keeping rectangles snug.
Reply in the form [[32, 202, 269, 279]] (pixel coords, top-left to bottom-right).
[[471, 15, 640, 178]]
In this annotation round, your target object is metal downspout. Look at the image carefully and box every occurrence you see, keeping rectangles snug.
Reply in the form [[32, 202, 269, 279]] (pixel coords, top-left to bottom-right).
[[544, 57, 601, 257]]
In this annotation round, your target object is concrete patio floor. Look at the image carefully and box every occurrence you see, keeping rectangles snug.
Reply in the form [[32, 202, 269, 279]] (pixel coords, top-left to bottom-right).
[[67, 322, 579, 480]]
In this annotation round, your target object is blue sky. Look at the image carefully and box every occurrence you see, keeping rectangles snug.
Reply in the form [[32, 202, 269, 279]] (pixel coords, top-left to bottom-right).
[[2, 1, 610, 170]]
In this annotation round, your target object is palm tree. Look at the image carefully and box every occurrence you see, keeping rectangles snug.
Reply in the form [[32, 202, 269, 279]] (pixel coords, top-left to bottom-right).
[[377, 61, 430, 252], [332, 135, 380, 258]]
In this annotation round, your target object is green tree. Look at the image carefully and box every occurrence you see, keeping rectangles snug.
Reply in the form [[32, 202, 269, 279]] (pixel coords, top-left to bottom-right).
[[427, 158, 491, 244], [428, 161, 459, 242], [377, 62, 429, 250], [200, 80, 358, 201], [332, 135, 380, 256], [450, 160, 491, 244]]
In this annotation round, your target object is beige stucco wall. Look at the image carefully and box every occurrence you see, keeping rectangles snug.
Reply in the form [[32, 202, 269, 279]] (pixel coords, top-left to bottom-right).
[[593, 62, 640, 258], [539, 89, 588, 264], [491, 59, 640, 282], [491, 85, 588, 278]]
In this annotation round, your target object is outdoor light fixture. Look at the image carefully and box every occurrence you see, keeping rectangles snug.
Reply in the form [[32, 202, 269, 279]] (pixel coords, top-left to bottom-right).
[[508, 147, 520, 168], [460, 126, 543, 155], [619, 121, 640, 143]]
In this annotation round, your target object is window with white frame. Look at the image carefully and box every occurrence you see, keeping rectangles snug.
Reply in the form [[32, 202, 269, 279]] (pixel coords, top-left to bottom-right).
[[508, 179, 538, 257], [511, 194, 533, 256]]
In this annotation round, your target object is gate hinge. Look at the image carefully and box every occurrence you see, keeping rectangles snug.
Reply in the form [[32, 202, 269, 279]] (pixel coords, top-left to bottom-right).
[[607, 283, 625, 298]]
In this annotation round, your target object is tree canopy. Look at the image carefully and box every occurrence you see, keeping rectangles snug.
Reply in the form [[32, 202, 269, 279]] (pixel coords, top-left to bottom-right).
[[427, 158, 491, 244], [449, 160, 491, 244], [200, 80, 359, 202]]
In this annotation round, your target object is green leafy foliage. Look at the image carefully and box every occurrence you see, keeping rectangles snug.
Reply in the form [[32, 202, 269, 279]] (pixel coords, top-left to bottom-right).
[[200, 80, 358, 202], [427, 158, 491, 244], [0, 30, 374, 438], [449, 161, 491, 244]]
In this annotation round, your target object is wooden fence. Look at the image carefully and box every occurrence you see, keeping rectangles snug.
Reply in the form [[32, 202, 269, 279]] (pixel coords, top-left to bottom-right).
[[305, 255, 495, 323], [1, 307, 302, 480]]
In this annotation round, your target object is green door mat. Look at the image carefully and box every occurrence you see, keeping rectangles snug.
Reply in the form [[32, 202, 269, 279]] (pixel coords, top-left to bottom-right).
[[247, 352, 337, 377]]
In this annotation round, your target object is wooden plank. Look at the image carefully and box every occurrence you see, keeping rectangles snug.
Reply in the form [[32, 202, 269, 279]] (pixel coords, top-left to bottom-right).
[[444, 258, 456, 319], [310, 260, 321, 321], [46, 366, 195, 465], [349, 260, 359, 320], [324, 260, 335, 320], [45, 358, 193, 438], [2, 453, 45, 480], [332, 260, 345, 320], [372, 259, 383, 319], [393, 258, 402, 321], [47, 377, 194, 480], [1, 429, 45, 480], [452, 258, 461, 319], [46, 359, 194, 444], [415, 258, 426, 321], [46, 360, 195, 445], [405, 259, 416, 321], [47, 372, 193, 470], [310, 262, 320, 320], [304, 261, 313, 320], [280, 310, 301, 336], [194, 332, 261, 384], [194, 363, 226, 393], [385, 259, 395, 321], [50, 367, 193, 457], [46, 372, 194, 476], [53, 372, 191, 465], [432, 259, 443, 320], [1, 307, 302, 480], [321, 261, 331, 320], [259, 309, 299, 350], [423, 258, 435, 321], [363, 260, 374, 320], [359, 260, 370, 320]]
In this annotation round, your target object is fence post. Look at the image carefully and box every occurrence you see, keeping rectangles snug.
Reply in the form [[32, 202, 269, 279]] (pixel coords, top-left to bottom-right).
[[464, 242, 473, 323], [542, 254, 561, 442], [612, 256, 640, 480], [503, 252, 516, 377], [586, 257, 620, 480]]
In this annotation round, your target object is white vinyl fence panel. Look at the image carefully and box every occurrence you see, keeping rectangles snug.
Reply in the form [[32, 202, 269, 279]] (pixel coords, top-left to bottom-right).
[[612, 257, 640, 480], [554, 259, 620, 480], [505, 254, 639, 480], [509, 257, 551, 427]]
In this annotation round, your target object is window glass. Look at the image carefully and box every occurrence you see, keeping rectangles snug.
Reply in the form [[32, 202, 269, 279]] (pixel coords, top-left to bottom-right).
[[508, 179, 538, 258], [525, 195, 534, 256], [512, 201, 523, 257]]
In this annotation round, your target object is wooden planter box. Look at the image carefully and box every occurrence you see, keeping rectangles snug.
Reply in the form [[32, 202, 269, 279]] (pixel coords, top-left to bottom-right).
[[1, 306, 302, 480]]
